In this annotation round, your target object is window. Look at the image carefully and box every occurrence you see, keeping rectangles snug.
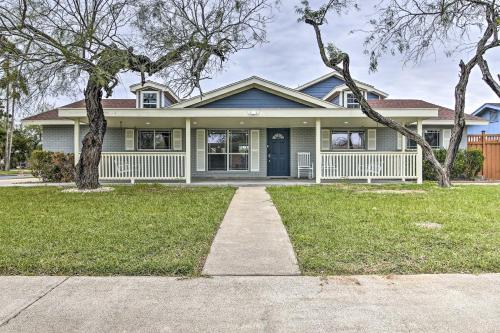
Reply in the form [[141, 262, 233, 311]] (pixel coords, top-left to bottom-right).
[[424, 130, 440, 148], [407, 129, 441, 149], [331, 130, 365, 150], [345, 93, 359, 108], [138, 130, 171, 150], [207, 129, 249, 171], [490, 111, 498, 123], [142, 91, 158, 108]]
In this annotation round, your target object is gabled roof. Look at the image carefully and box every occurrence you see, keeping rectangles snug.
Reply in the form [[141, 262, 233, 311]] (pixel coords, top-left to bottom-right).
[[296, 70, 376, 92], [129, 80, 179, 103], [323, 83, 388, 100], [171, 76, 338, 109], [472, 102, 500, 116]]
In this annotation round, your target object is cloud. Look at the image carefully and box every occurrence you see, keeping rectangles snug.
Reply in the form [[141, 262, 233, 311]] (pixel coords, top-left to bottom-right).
[[56, 0, 499, 114]]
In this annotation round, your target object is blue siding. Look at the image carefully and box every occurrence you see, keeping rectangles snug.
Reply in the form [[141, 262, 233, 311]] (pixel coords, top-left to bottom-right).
[[331, 95, 340, 105], [367, 92, 381, 100], [468, 108, 500, 134], [199, 88, 311, 108], [300, 76, 345, 99]]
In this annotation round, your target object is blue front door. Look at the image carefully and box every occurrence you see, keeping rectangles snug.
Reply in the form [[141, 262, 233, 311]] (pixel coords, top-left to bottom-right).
[[267, 128, 290, 177]]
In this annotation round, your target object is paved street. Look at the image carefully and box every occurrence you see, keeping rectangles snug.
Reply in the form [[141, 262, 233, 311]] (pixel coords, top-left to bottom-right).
[[1, 274, 499, 332]]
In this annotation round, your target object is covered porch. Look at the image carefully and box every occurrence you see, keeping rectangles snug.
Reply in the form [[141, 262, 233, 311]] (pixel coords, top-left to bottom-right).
[[61, 108, 431, 184]]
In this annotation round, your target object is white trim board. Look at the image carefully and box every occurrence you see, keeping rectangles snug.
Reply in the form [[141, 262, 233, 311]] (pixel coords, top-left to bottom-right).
[[296, 71, 385, 95], [323, 84, 388, 101], [58, 107, 439, 119], [170, 76, 338, 109]]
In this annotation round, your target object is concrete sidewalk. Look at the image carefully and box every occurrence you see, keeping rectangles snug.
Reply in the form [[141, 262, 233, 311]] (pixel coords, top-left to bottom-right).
[[0, 274, 499, 332], [202, 186, 300, 276]]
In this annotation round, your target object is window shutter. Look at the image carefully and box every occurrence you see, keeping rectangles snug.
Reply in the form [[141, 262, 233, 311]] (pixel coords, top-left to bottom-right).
[[196, 129, 206, 171], [397, 132, 403, 150], [173, 129, 182, 150], [125, 129, 135, 151], [321, 129, 330, 150], [442, 129, 451, 148], [367, 129, 377, 150], [250, 130, 260, 172]]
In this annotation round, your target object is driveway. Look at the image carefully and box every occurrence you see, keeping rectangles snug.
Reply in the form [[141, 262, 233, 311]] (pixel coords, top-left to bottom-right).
[[0, 274, 499, 332]]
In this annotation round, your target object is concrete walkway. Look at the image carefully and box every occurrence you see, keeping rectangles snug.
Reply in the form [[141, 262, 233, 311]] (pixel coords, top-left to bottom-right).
[[202, 186, 300, 276], [1, 274, 499, 332]]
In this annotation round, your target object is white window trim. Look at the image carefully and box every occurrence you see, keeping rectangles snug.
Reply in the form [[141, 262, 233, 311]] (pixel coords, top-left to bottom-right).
[[329, 129, 367, 150], [137, 129, 174, 151], [140, 90, 160, 109], [207, 129, 250, 172], [344, 91, 366, 109], [406, 129, 442, 150], [424, 129, 441, 149]]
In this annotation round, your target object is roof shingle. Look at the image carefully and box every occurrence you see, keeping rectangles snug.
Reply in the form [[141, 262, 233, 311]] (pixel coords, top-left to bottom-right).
[[23, 99, 136, 121], [368, 99, 483, 121]]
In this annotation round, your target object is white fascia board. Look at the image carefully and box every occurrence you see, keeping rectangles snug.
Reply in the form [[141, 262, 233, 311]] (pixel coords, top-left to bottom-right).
[[59, 107, 438, 119], [472, 103, 500, 116], [323, 84, 389, 100], [129, 81, 179, 101], [296, 71, 378, 92], [420, 119, 489, 125], [171, 77, 337, 109], [21, 119, 75, 126]]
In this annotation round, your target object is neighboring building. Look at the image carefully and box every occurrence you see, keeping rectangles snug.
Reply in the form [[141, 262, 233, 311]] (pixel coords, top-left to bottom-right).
[[23, 73, 487, 183], [468, 103, 500, 134]]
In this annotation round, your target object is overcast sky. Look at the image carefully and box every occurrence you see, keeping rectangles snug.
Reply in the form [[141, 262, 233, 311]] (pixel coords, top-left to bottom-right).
[[66, 0, 499, 114]]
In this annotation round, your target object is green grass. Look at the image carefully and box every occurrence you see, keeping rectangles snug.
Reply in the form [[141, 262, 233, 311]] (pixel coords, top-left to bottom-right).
[[0, 185, 235, 276], [0, 169, 31, 176], [268, 183, 500, 275]]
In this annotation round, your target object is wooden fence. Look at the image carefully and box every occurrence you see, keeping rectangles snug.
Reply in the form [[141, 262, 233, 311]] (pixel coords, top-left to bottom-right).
[[467, 132, 500, 180]]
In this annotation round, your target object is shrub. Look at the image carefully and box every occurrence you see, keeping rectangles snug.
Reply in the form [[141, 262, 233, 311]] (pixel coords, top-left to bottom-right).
[[30, 150, 75, 182], [423, 148, 484, 180]]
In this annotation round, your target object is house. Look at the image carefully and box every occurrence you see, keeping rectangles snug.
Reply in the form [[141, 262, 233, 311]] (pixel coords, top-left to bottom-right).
[[467, 103, 500, 134], [22, 72, 487, 184]]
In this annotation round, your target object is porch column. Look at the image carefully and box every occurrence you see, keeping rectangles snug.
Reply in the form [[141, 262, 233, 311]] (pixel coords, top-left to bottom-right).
[[73, 119, 80, 165], [315, 118, 321, 184], [416, 119, 423, 184], [185, 118, 191, 184]]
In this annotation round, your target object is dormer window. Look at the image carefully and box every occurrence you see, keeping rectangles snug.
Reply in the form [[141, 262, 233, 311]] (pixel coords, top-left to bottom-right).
[[142, 91, 159, 108], [346, 93, 359, 108]]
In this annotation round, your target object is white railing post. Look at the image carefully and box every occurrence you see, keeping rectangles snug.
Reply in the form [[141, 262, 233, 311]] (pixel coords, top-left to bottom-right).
[[315, 118, 321, 184], [319, 151, 418, 181], [99, 152, 186, 181], [416, 120, 423, 184], [73, 119, 80, 165], [185, 118, 191, 184]]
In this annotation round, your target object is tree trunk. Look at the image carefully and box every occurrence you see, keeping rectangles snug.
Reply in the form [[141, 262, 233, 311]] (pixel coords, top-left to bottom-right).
[[438, 170, 451, 188], [75, 79, 107, 189]]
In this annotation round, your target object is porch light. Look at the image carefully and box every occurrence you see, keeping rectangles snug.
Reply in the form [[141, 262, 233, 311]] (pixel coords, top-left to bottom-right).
[[146, 122, 151, 125], [193, 121, 198, 125], [344, 121, 349, 124], [239, 121, 245, 125], [303, 121, 308, 124]]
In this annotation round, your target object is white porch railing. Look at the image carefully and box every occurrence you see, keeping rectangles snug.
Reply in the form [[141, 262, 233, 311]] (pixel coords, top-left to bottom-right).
[[321, 152, 418, 181], [99, 152, 186, 181]]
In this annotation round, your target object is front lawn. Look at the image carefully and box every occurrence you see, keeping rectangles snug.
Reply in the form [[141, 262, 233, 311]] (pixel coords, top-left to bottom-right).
[[0, 169, 31, 176], [0, 185, 235, 276], [268, 184, 500, 275]]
